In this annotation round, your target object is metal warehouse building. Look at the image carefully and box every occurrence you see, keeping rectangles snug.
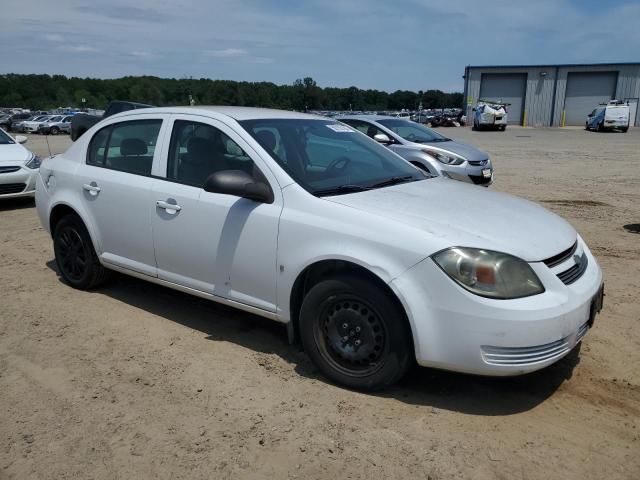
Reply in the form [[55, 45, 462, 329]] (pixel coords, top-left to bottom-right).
[[463, 63, 640, 127]]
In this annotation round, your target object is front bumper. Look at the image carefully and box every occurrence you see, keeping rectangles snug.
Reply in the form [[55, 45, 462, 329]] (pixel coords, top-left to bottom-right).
[[0, 165, 38, 198], [442, 160, 493, 186], [391, 235, 603, 376]]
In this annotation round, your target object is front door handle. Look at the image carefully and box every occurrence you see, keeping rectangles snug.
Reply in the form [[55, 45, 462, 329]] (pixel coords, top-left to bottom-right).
[[82, 182, 101, 196], [156, 199, 182, 214]]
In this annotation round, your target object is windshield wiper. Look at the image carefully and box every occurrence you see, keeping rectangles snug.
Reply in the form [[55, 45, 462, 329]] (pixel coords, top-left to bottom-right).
[[369, 175, 417, 189], [313, 184, 371, 196]]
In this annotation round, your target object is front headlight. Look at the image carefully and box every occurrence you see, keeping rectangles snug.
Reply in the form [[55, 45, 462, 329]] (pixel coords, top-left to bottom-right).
[[25, 153, 42, 170], [432, 247, 545, 299], [422, 149, 465, 166]]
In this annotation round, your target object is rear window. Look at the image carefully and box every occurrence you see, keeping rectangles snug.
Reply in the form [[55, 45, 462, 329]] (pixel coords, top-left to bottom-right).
[[87, 120, 162, 176]]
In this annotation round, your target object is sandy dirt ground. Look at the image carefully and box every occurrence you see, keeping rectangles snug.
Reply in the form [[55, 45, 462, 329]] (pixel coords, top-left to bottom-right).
[[1, 127, 639, 479]]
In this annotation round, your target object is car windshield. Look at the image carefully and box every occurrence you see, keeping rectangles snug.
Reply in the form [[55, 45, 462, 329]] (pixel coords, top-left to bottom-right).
[[377, 118, 450, 143], [0, 129, 14, 145], [239, 118, 426, 196]]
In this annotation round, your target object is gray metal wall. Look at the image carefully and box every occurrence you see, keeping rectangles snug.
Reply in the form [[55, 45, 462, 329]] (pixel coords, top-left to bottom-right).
[[465, 64, 640, 127], [563, 72, 617, 125], [479, 73, 527, 124]]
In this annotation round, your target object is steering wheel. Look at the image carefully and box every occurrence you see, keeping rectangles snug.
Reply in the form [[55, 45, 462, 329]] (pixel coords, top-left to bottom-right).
[[406, 133, 417, 142], [326, 156, 351, 175]]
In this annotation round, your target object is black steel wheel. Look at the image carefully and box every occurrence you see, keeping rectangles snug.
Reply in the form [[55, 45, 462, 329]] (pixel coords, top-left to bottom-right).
[[299, 275, 412, 391], [53, 215, 110, 289]]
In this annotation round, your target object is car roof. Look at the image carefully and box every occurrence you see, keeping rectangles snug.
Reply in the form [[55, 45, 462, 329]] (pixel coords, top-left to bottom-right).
[[336, 114, 396, 121], [112, 106, 329, 121]]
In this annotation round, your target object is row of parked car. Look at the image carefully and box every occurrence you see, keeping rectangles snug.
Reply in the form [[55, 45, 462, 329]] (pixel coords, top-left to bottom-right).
[[0, 112, 74, 135]]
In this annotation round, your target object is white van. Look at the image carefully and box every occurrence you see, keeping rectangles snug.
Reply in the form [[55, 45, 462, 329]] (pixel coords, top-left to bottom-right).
[[586, 100, 630, 132]]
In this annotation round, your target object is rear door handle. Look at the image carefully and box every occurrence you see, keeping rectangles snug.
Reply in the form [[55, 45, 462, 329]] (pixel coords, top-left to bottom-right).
[[156, 200, 182, 214], [82, 182, 101, 196]]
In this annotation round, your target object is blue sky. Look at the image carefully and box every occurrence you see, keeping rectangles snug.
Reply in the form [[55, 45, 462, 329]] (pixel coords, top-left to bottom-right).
[[1, 0, 638, 92]]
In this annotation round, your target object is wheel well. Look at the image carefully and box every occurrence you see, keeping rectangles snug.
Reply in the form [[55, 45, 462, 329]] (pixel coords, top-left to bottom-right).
[[289, 260, 414, 353], [49, 204, 79, 236]]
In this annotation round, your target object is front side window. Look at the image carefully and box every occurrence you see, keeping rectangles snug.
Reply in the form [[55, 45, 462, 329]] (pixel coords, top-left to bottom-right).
[[167, 120, 257, 187], [341, 120, 386, 140], [240, 119, 425, 195], [87, 119, 161, 176]]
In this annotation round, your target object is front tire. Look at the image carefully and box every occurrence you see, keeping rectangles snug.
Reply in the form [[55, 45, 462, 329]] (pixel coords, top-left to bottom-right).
[[53, 215, 109, 290], [299, 275, 413, 391], [50, 126, 60, 135]]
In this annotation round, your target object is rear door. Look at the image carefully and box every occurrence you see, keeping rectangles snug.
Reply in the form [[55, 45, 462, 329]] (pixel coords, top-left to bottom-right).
[[76, 114, 168, 276]]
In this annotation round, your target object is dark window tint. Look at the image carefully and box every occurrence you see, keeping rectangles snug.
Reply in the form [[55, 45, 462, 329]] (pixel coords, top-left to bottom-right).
[[167, 120, 256, 187], [87, 120, 161, 176]]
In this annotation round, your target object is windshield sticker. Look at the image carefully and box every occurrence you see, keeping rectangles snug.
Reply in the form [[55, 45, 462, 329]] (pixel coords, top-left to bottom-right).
[[326, 124, 353, 132]]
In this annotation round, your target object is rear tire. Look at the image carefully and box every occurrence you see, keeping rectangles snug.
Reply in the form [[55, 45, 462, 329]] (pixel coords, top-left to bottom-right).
[[299, 275, 413, 391], [53, 215, 110, 290]]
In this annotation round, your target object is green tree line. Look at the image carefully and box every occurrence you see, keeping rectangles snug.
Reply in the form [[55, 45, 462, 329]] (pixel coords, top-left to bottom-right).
[[0, 74, 462, 112]]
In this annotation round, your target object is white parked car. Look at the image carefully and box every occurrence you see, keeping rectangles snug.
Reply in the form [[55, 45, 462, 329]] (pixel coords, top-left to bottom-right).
[[473, 101, 509, 131], [21, 115, 54, 134], [36, 107, 604, 390], [0, 129, 41, 198]]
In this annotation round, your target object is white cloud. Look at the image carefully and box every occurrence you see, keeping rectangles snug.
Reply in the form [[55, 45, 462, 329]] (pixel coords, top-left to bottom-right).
[[43, 33, 64, 42], [207, 48, 248, 58], [61, 45, 101, 53]]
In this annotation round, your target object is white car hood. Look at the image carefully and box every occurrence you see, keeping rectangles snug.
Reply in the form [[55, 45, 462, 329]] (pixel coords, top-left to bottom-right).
[[324, 178, 576, 262], [0, 143, 30, 164]]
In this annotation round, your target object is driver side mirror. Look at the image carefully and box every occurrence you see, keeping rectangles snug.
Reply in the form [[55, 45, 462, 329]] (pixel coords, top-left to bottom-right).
[[373, 133, 392, 144], [15, 135, 27, 144], [204, 170, 274, 204]]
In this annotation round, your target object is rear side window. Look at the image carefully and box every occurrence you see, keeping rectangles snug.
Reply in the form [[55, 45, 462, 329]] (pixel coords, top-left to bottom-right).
[[87, 120, 161, 176]]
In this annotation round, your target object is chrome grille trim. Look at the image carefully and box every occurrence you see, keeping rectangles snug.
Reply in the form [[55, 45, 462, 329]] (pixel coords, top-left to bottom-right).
[[557, 253, 588, 285], [543, 241, 578, 268], [481, 322, 589, 366]]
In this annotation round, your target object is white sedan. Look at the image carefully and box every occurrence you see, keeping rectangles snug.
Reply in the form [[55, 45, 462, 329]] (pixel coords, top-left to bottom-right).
[[0, 129, 41, 198], [35, 107, 604, 390]]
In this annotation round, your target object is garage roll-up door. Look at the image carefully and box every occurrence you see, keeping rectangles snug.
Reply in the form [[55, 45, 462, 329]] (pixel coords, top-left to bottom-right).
[[563, 72, 617, 125], [479, 73, 527, 124]]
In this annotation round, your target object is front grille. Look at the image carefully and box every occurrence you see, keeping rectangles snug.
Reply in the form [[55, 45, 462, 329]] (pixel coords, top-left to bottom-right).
[[0, 183, 26, 195], [557, 254, 588, 285], [543, 241, 577, 268], [468, 159, 488, 166], [481, 321, 589, 366], [469, 174, 492, 185], [0, 166, 21, 174]]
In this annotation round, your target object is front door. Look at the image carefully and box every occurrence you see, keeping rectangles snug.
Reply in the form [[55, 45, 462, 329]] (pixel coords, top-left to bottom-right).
[[151, 115, 282, 312]]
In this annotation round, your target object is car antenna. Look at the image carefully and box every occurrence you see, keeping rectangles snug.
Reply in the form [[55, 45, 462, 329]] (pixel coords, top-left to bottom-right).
[[44, 135, 53, 158]]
